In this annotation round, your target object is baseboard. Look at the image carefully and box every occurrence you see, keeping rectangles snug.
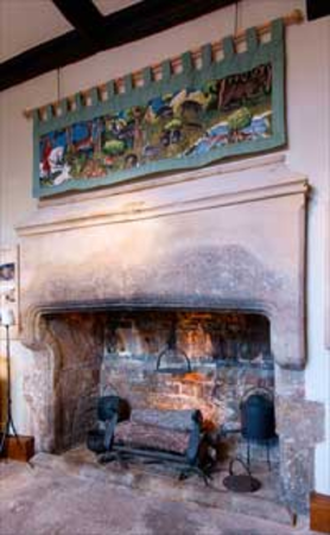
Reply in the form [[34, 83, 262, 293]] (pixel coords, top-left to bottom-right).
[[0, 434, 35, 462], [310, 492, 330, 533]]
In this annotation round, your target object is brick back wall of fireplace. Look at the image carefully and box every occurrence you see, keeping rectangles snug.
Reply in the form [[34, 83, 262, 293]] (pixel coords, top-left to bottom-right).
[[101, 310, 274, 429]]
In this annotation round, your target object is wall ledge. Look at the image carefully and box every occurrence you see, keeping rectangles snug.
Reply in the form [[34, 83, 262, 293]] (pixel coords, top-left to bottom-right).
[[16, 154, 308, 237]]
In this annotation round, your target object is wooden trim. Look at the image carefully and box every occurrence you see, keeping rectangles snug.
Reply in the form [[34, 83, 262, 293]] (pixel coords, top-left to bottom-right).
[[52, 0, 105, 48], [310, 492, 330, 533], [306, 0, 330, 21], [0, 435, 35, 462]]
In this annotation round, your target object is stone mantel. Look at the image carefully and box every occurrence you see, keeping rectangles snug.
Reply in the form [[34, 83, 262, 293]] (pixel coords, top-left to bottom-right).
[[17, 154, 308, 369], [17, 154, 307, 235]]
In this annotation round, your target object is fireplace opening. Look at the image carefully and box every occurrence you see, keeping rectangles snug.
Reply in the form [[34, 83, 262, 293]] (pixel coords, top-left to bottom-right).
[[41, 308, 274, 456]]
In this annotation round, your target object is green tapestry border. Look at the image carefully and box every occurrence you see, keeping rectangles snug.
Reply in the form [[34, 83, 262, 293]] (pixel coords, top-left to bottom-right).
[[33, 19, 285, 198]]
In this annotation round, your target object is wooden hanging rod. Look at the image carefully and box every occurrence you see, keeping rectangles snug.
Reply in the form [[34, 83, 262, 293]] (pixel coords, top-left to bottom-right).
[[23, 9, 303, 120]]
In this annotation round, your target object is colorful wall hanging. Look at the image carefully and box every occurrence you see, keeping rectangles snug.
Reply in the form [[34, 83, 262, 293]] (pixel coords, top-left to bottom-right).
[[32, 19, 286, 198]]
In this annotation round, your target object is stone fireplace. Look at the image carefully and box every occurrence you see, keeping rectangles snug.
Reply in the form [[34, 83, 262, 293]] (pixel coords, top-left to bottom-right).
[[16, 154, 324, 513]]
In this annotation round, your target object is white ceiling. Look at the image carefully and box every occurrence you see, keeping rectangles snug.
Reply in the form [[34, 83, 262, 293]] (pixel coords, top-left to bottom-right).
[[0, 0, 142, 63], [94, 0, 142, 16]]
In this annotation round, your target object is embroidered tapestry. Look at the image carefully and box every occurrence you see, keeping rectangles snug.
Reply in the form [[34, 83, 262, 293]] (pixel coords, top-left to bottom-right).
[[33, 19, 285, 198]]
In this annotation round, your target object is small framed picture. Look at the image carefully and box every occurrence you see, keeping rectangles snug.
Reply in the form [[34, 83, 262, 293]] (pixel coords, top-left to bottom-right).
[[0, 246, 20, 339]]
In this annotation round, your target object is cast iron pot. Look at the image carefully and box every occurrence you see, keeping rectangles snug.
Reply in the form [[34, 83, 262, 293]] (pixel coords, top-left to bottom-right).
[[240, 387, 276, 441]]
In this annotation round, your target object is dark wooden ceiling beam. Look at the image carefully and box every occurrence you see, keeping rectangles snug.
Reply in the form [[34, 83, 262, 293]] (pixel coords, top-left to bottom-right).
[[0, 0, 238, 92], [306, 0, 330, 21], [51, 0, 106, 49], [0, 33, 93, 93], [102, 0, 238, 48]]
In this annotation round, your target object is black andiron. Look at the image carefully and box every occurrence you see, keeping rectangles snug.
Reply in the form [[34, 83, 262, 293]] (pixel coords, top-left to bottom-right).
[[87, 395, 214, 485]]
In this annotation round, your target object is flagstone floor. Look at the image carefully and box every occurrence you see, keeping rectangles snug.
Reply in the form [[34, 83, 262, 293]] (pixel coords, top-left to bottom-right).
[[0, 459, 324, 535]]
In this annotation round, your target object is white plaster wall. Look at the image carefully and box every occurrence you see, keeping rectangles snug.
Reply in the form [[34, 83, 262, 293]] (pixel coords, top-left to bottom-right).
[[0, 92, 4, 245], [285, 16, 330, 495], [1, 0, 330, 494]]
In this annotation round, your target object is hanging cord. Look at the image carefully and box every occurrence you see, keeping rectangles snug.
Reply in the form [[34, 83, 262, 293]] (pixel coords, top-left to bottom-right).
[[57, 68, 61, 102], [234, 0, 242, 35]]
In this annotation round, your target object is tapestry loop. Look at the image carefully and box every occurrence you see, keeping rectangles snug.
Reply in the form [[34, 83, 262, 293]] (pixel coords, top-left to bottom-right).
[[32, 109, 40, 124], [143, 67, 153, 87], [74, 93, 83, 112], [181, 51, 193, 73], [60, 98, 68, 116], [124, 74, 133, 95], [107, 80, 115, 100], [223, 36, 235, 59], [45, 105, 53, 122], [246, 28, 258, 53], [162, 60, 172, 81], [271, 18, 284, 43], [89, 88, 99, 107], [202, 44, 213, 69]]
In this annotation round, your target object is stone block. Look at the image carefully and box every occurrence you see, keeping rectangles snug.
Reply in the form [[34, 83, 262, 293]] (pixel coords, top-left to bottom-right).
[[280, 442, 314, 514], [276, 398, 325, 446]]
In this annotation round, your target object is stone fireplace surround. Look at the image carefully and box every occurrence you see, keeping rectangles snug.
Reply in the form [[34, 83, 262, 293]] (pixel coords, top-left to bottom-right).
[[16, 154, 324, 513]]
